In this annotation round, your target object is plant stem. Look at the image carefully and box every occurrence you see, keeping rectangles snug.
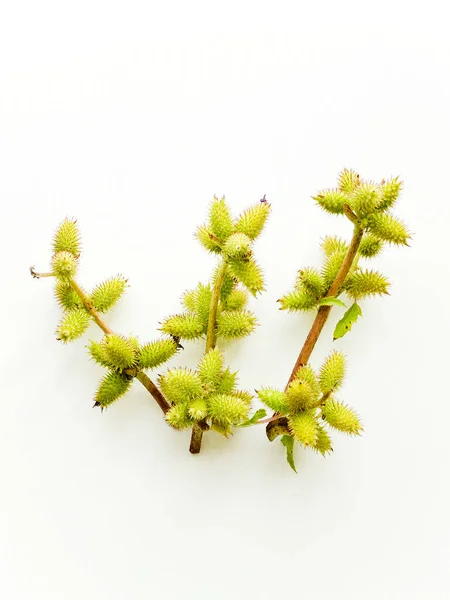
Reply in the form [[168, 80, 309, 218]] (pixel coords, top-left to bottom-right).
[[136, 372, 170, 414], [189, 259, 228, 454], [205, 260, 227, 352], [69, 280, 112, 335], [68, 279, 171, 413], [266, 222, 364, 440]]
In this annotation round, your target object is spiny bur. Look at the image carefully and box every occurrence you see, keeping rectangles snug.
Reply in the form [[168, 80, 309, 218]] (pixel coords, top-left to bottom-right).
[[33, 217, 178, 412], [322, 399, 362, 435], [32, 172, 409, 471], [91, 276, 128, 313], [53, 217, 80, 256], [262, 169, 409, 471], [57, 308, 90, 342], [162, 349, 252, 437]]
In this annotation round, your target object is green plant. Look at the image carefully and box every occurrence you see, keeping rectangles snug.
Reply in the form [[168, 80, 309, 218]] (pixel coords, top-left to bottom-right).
[[256, 169, 410, 470], [30, 218, 178, 413], [31, 169, 410, 471], [159, 195, 270, 452]]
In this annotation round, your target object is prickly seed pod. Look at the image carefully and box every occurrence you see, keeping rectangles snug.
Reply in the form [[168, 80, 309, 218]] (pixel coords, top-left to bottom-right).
[[348, 182, 382, 215], [295, 365, 321, 398], [378, 177, 402, 211], [234, 201, 271, 240], [285, 379, 317, 411], [222, 287, 248, 311], [188, 398, 209, 420], [198, 348, 224, 387], [228, 257, 265, 296], [217, 266, 236, 301], [321, 248, 347, 288], [208, 196, 234, 241], [95, 371, 132, 408], [278, 289, 318, 312], [288, 411, 318, 446], [295, 268, 325, 298], [102, 334, 137, 370], [359, 233, 383, 258], [87, 340, 111, 367], [319, 351, 346, 393], [159, 368, 203, 404], [313, 425, 333, 455], [91, 276, 128, 313], [367, 212, 411, 246], [345, 269, 390, 299], [166, 403, 193, 429], [54, 282, 84, 310], [196, 225, 222, 253], [53, 217, 80, 256], [216, 309, 257, 339], [138, 338, 178, 370], [216, 368, 238, 394], [313, 189, 347, 214], [208, 394, 249, 425], [257, 388, 289, 413], [337, 168, 360, 193], [321, 235, 348, 257], [192, 284, 212, 326], [52, 251, 78, 281], [223, 232, 253, 260], [56, 308, 90, 342], [232, 389, 253, 405], [160, 313, 204, 340], [322, 398, 362, 435]]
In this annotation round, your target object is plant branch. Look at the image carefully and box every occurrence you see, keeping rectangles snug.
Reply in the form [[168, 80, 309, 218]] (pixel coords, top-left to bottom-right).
[[189, 259, 228, 454], [69, 280, 113, 335], [136, 371, 170, 414], [68, 279, 171, 413], [30, 267, 54, 279], [266, 221, 364, 439], [31, 271, 171, 414]]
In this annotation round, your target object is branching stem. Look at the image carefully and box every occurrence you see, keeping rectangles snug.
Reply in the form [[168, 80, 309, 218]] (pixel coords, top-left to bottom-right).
[[189, 259, 228, 453], [31, 270, 171, 414], [69, 280, 113, 335], [266, 220, 364, 439]]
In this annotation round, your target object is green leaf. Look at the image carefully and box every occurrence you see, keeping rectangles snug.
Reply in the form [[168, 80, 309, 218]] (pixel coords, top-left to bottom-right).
[[281, 435, 297, 473], [333, 302, 362, 340], [317, 297, 347, 308], [238, 408, 267, 427]]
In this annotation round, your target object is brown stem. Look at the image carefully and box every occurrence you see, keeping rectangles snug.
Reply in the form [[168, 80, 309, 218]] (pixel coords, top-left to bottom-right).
[[205, 260, 227, 352], [69, 280, 113, 335], [189, 260, 227, 454], [266, 221, 364, 440], [68, 279, 170, 413], [136, 371, 170, 414]]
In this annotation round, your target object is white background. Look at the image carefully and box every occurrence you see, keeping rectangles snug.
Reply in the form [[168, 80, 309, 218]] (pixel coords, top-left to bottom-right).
[[1, 1, 449, 599]]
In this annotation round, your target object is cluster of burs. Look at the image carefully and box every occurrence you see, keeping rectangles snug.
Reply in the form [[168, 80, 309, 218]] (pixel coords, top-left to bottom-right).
[[32, 169, 410, 470]]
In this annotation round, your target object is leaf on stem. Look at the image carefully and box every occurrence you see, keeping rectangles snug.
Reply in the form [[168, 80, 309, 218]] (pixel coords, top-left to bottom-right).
[[333, 302, 362, 340], [280, 435, 297, 473]]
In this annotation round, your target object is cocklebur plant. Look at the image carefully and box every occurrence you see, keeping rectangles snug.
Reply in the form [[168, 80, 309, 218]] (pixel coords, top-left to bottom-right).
[[159, 195, 270, 452], [256, 169, 410, 471], [31, 170, 409, 472], [30, 218, 178, 413]]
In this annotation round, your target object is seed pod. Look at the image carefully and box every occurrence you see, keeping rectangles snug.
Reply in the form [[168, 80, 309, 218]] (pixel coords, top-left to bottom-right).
[[95, 371, 132, 408], [53, 217, 80, 256], [234, 201, 271, 240], [322, 398, 362, 435], [52, 251, 78, 281]]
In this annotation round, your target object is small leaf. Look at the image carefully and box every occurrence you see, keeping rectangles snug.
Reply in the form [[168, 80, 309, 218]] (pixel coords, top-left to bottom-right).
[[239, 408, 267, 427], [280, 435, 297, 473], [317, 297, 346, 308], [333, 302, 362, 340]]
